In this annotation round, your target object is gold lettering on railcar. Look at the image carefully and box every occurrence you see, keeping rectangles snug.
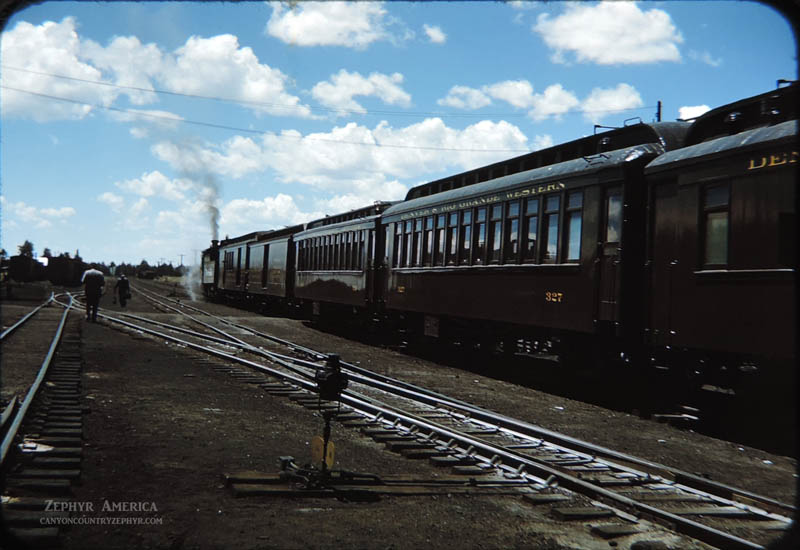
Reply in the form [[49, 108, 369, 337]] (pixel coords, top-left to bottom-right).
[[747, 150, 798, 171], [545, 291, 564, 303], [506, 182, 566, 200], [398, 181, 568, 220]]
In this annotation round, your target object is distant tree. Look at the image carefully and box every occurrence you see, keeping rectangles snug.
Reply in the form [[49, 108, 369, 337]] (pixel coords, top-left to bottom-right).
[[59, 251, 71, 259], [18, 240, 34, 257], [0, 248, 7, 259], [42, 248, 53, 258]]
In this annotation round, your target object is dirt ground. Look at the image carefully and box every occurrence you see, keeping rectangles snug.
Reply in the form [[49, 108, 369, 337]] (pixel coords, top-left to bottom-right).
[[2, 287, 798, 549]]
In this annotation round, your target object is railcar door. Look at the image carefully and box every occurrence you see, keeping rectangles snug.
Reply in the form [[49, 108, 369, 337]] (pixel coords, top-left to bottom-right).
[[596, 187, 623, 324], [648, 181, 679, 347]]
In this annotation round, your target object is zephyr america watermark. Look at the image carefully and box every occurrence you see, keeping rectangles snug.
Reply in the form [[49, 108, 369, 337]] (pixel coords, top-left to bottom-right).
[[40, 500, 163, 526]]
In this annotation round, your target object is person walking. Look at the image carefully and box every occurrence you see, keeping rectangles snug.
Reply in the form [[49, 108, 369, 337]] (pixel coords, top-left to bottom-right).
[[115, 274, 131, 307], [81, 266, 105, 322]]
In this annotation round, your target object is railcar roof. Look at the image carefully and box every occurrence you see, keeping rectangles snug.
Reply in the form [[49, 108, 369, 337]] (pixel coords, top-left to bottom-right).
[[403, 121, 688, 201], [645, 119, 797, 173], [296, 214, 382, 237], [684, 83, 798, 146], [218, 231, 269, 247], [383, 143, 664, 218], [305, 201, 397, 229]]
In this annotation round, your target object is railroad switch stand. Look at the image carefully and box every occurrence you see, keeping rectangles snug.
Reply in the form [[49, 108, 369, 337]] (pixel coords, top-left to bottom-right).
[[276, 354, 385, 499]]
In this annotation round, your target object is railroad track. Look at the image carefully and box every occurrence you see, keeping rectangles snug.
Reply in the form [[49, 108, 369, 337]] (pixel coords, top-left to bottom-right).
[[1, 294, 85, 547], [69, 284, 795, 550]]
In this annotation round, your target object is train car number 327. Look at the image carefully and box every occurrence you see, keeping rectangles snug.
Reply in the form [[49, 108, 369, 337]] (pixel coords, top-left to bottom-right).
[[545, 292, 564, 303]]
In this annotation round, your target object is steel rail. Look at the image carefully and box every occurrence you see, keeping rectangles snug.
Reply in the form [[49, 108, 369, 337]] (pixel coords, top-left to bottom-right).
[[132, 284, 326, 359], [0, 293, 55, 341], [334, 393, 768, 550], [0, 295, 73, 465], [129, 286, 254, 349], [67, 304, 779, 550], [128, 284, 796, 517]]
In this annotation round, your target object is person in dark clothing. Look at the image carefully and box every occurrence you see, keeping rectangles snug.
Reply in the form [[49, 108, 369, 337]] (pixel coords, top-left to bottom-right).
[[81, 267, 105, 321], [115, 275, 131, 307]]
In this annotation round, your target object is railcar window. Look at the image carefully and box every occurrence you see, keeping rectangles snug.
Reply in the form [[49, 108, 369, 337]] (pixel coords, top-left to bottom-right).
[[392, 223, 401, 267], [606, 192, 623, 243], [345, 232, 351, 270], [262, 245, 269, 287], [474, 207, 487, 265], [359, 231, 365, 270], [413, 219, 423, 266], [341, 233, 347, 270], [436, 214, 446, 266], [489, 204, 502, 263], [447, 212, 458, 265], [565, 191, 583, 261], [404, 221, 413, 267], [504, 201, 520, 263], [343, 233, 348, 270], [524, 198, 539, 262], [543, 195, 560, 263], [339, 233, 345, 270], [423, 216, 434, 266], [459, 210, 472, 264], [703, 184, 730, 266], [350, 231, 356, 269]]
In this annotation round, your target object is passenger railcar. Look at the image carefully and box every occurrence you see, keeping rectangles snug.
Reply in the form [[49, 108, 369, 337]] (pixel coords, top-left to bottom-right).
[[644, 84, 797, 391], [380, 122, 688, 355], [214, 232, 265, 299], [252, 224, 304, 304], [294, 202, 395, 318]]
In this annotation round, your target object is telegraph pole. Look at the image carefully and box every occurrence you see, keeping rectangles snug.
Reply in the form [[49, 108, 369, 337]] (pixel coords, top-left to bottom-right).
[[656, 101, 662, 122]]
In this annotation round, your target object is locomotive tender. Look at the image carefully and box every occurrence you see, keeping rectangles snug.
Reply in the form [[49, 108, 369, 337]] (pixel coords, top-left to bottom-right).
[[201, 83, 796, 397]]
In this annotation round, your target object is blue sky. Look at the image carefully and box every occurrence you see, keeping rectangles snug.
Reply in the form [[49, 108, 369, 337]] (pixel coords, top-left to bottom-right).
[[0, 1, 796, 266]]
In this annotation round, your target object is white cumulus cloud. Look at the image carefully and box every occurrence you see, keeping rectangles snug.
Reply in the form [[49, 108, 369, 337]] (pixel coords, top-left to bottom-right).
[[679, 105, 711, 120], [266, 1, 393, 49], [3, 200, 77, 229], [98, 192, 125, 213], [1, 18, 314, 122], [0, 17, 117, 121], [437, 86, 492, 109], [159, 34, 312, 118], [423, 24, 446, 44], [114, 171, 195, 201], [581, 83, 644, 123], [311, 70, 412, 115], [534, 2, 683, 65]]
